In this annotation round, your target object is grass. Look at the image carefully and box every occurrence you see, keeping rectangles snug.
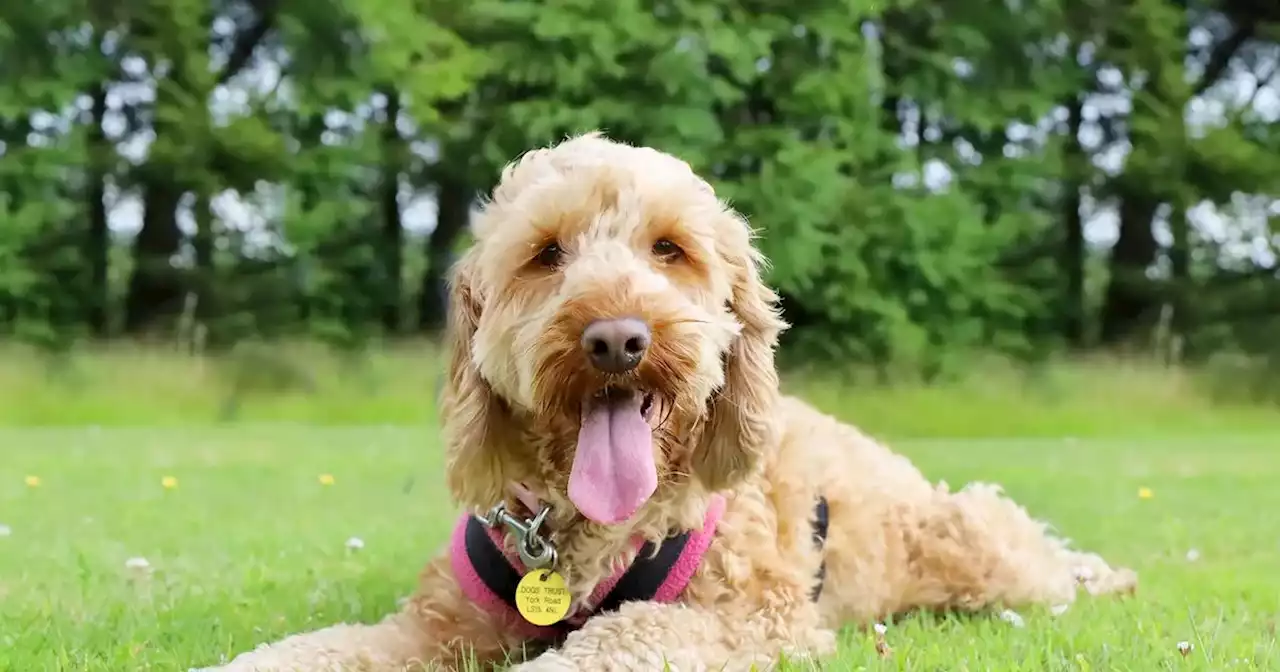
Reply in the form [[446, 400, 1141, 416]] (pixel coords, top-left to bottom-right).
[[3, 343, 1279, 437], [1, 347, 1279, 670]]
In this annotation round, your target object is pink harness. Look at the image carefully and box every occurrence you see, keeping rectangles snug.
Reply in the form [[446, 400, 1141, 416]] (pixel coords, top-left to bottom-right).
[[450, 495, 726, 641]]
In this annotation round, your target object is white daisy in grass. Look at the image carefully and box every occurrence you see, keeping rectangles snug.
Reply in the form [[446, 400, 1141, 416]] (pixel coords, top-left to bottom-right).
[[345, 536, 365, 551], [999, 609, 1026, 628]]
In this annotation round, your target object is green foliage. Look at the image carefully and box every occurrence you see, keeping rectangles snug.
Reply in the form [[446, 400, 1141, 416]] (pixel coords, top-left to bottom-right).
[[0, 0, 1276, 389]]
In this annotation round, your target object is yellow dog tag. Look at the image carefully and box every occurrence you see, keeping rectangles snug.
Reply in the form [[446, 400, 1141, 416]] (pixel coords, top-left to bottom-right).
[[515, 569, 572, 625]]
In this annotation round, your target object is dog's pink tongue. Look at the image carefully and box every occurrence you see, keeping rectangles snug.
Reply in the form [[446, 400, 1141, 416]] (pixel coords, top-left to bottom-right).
[[569, 394, 656, 525]]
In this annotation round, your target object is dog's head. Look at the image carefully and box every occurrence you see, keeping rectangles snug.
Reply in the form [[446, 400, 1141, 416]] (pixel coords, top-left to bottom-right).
[[441, 133, 786, 526]]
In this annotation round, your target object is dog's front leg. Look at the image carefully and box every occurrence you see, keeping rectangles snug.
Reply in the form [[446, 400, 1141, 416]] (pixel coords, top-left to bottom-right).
[[511, 601, 835, 672], [204, 612, 437, 672], [203, 556, 524, 672]]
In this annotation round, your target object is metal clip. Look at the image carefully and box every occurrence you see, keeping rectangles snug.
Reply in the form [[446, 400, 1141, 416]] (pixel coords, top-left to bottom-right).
[[477, 501, 558, 570]]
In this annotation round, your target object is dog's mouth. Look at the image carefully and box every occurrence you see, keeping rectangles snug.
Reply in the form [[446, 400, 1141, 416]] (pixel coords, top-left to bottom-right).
[[590, 386, 658, 423], [568, 386, 660, 526]]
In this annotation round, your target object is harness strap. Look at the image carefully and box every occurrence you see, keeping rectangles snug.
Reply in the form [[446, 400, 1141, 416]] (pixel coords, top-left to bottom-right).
[[452, 493, 830, 640], [463, 514, 523, 613], [450, 512, 564, 640], [811, 496, 830, 600], [595, 492, 728, 613], [594, 533, 689, 615]]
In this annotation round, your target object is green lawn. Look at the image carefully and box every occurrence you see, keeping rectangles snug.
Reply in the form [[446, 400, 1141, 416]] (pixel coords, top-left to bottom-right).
[[3, 425, 1279, 671]]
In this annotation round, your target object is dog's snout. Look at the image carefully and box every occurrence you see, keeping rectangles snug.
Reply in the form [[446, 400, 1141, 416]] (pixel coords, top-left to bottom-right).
[[581, 318, 651, 373]]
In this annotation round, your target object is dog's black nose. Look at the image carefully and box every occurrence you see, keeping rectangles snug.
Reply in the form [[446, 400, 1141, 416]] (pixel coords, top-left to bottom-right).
[[581, 318, 651, 373]]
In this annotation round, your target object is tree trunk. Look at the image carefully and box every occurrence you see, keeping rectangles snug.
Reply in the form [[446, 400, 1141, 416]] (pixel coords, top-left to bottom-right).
[[379, 88, 403, 334], [1062, 94, 1086, 346], [124, 176, 185, 334], [1099, 193, 1161, 345], [1167, 197, 1190, 361], [418, 173, 472, 332], [192, 189, 217, 351], [86, 82, 110, 337]]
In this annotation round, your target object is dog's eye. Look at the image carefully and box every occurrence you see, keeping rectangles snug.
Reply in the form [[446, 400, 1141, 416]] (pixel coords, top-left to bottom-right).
[[535, 242, 564, 268], [652, 238, 684, 261]]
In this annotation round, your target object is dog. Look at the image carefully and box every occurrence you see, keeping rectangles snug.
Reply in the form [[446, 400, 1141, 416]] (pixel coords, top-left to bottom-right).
[[208, 133, 1137, 671]]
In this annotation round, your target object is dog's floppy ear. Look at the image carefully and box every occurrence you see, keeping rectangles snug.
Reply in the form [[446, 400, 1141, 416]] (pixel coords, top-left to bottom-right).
[[441, 250, 518, 509], [692, 210, 788, 491]]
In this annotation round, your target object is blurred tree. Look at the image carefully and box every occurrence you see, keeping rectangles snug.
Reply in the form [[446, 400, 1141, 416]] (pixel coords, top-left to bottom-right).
[[0, 0, 1275, 388]]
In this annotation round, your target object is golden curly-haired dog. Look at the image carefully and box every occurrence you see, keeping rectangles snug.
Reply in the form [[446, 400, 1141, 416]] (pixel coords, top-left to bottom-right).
[[210, 133, 1137, 671]]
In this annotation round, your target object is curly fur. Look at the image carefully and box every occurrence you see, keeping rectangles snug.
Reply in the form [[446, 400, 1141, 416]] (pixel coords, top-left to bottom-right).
[[207, 133, 1137, 672]]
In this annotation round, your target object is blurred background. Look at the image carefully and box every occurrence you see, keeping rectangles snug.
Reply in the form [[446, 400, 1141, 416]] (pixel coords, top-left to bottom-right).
[[1, 0, 1278, 428]]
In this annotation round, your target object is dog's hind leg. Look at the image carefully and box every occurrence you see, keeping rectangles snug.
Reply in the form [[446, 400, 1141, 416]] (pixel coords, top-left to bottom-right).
[[892, 482, 1137, 614]]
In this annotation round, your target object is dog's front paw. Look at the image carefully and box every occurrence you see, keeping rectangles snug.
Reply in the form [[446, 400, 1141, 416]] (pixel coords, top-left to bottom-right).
[[189, 663, 258, 672], [191, 647, 284, 672], [188, 653, 238, 671], [509, 652, 580, 672]]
